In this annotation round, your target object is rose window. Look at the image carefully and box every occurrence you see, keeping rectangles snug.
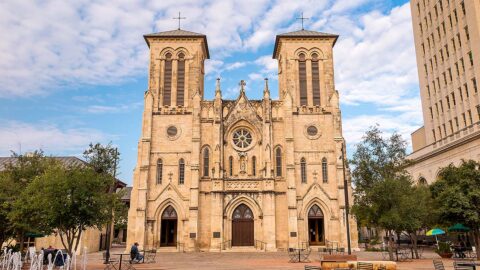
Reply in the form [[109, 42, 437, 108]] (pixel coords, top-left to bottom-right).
[[232, 129, 253, 149]]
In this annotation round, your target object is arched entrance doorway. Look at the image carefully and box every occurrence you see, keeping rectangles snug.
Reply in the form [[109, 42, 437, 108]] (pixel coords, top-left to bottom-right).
[[308, 205, 325, 245], [160, 206, 177, 247], [232, 204, 254, 246]]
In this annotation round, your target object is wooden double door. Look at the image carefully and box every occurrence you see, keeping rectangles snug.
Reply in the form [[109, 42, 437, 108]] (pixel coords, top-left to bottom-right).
[[160, 206, 177, 247], [232, 204, 254, 246], [308, 204, 325, 245]]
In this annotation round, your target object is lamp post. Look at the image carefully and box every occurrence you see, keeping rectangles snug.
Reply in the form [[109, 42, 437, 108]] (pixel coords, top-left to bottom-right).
[[104, 148, 118, 264], [341, 143, 352, 254]]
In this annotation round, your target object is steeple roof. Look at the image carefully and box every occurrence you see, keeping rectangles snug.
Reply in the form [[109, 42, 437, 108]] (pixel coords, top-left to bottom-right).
[[144, 29, 210, 58], [273, 29, 339, 58]]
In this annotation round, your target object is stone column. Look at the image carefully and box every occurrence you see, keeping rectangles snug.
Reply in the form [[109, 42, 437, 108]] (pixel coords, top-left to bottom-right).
[[306, 59, 313, 106], [262, 187, 277, 250], [188, 93, 202, 250], [127, 92, 154, 250], [209, 188, 224, 251], [283, 92, 299, 248]]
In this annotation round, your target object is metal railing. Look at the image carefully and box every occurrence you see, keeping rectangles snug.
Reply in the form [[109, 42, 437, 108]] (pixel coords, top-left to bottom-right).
[[254, 240, 267, 252], [218, 240, 231, 252], [177, 242, 185, 253]]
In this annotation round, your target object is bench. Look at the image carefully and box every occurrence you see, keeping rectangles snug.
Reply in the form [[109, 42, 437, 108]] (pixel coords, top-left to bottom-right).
[[143, 249, 157, 264], [320, 261, 396, 270]]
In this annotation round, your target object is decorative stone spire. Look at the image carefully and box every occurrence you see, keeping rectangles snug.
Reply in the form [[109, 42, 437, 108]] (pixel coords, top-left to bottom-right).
[[215, 77, 222, 99], [263, 78, 270, 99], [239, 80, 246, 95]]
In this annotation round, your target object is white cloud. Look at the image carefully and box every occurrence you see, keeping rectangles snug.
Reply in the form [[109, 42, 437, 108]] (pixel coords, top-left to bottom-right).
[[0, 121, 110, 155], [225, 62, 247, 71], [248, 55, 278, 82], [205, 59, 224, 78], [343, 112, 422, 149], [85, 102, 142, 114], [334, 3, 420, 110]]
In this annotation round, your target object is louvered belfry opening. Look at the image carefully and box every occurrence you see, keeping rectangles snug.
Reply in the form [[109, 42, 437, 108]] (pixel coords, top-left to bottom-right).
[[163, 53, 173, 106], [312, 53, 321, 106], [176, 53, 185, 106], [298, 53, 308, 106]]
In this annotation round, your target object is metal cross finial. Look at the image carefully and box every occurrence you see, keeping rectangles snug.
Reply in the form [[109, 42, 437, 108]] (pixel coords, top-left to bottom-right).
[[173, 12, 186, 30], [296, 12, 309, 30], [239, 80, 246, 93]]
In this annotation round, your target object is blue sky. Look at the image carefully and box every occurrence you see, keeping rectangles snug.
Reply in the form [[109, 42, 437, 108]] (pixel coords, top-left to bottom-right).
[[0, 0, 422, 184]]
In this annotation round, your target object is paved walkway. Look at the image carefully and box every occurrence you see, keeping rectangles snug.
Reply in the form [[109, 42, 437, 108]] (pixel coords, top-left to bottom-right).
[[85, 248, 478, 270]]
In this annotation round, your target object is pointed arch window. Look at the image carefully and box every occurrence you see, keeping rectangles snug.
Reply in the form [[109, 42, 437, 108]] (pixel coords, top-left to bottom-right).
[[275, 147, 283, 177], [298, 53, 307, 106], [156, 159, 163, 184], [311, 53, 321, 106], [163, 53, 173, 106], [301, 158, 307, 183], [162, 205, 177, 219], [322, 158, 328, 183], [229, 156, 233, 176], [252, 156, 256, 176], [176, 53, 185, 106], [178, 158, 185, 184], [308, 205, 324, 218], [203, 148, 209, 177]]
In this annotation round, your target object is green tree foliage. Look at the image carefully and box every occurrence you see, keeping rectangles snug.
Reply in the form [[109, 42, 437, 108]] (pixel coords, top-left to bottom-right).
[[83, 142, 120, 176], [0, 174, 16, 247], [350, 126, 433, 260], [430, 160, 480, 259], [14, 164, 119, 255], [0, 151, 54, 251]]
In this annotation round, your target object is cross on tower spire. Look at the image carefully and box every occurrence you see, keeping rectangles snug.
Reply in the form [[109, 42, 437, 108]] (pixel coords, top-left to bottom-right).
[[239, 80, 246, 94], [173, 12, 186, 30], [296, 12, 309, 30]]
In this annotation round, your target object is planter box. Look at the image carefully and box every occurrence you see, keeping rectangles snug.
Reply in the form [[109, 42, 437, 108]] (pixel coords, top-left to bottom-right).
[[437, 252, 453, 258]]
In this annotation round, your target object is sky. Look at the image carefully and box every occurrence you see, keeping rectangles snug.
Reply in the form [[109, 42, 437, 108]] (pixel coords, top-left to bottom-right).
[[0, 0, 422, 185]]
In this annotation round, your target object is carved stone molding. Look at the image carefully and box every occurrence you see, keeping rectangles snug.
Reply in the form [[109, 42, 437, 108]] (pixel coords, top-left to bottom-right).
[[225, 180, 260, 191]]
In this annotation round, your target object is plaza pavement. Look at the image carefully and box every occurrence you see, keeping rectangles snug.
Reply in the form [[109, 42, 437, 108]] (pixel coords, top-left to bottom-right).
[[86, 247, 478, 270]]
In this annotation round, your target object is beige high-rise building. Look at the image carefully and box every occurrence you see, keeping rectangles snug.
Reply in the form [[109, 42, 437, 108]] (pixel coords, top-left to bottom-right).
[[126, 28, 358, 251], [408, 0, 480, 183]]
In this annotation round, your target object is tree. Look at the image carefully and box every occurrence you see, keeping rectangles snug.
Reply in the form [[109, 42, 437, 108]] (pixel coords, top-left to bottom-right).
[[398, 185, 435, 259], [83, 142, 120, 256], [0, 151, 54, 251], [430, 160, 480, 259], [350, 126, 432, 260], [14, 164, 119, 255], [83, 142, 120, 176], [0, 174, 16, 247]]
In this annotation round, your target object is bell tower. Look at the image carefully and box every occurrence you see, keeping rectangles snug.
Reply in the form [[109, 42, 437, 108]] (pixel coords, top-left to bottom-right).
[[144, 29, 210, 109], [273, 30, 338, 108]]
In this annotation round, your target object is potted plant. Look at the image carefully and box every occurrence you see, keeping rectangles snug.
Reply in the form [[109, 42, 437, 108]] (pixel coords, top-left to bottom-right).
[[435, 242, 453, 258]]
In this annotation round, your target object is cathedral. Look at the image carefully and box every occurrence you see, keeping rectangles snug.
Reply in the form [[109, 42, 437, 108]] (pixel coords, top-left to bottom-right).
[[127, 27, 358, 251]]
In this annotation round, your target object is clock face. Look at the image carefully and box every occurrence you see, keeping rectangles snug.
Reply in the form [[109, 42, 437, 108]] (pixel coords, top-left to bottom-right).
[[232, 128, 253, 149]]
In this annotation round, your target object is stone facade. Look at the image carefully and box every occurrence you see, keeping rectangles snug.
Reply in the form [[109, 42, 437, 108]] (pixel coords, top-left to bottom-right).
[[408, 0, 480, 182], [127, 29, 357, 251]]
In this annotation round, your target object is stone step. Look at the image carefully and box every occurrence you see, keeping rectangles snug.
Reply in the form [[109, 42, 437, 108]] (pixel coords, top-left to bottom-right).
[[155, 247, 181, 253], [221, 247, 263, 253]]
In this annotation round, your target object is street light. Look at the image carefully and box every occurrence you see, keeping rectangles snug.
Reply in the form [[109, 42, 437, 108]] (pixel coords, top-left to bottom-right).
[[104, 148, 119, 264], [340, 143, 352, 254]]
